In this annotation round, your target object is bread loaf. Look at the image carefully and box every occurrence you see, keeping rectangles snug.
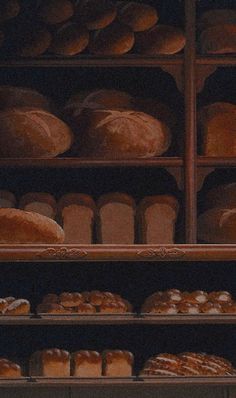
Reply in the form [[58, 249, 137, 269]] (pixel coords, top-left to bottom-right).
[[76, 109, 171, 158], [0, 359, 22, 377], [199, 9, 236, 31], [205, 183, 236, 210], [77, 0, 117, 30], [103, 350, 133, 376], [0, 0, 20, 23], [0, 208, 65, 243], [58, 193, 96, 244], [97, 193, 135, 244], [76, 303, 96, 313], [135, 25, 186, 55], [89, 22, 135, 55], [30, 349, 70, 377], [71, 351, 102, 377], [0, 86, 52, 112], [118, 2, 158, 32], [50, 23, 89, 56], [137, 195, 179, 244], [0, 191, 16, 209], [19, 193, 57, 219], [133, 98, 177, 131], [37, 303, 67, 314], [16, 26, 52, 57], [198, 208, 236, 243], [38, 0, 74, 25], [208, 291, 232, 304], [59, 292, 84, 308], [0, 108, 74, 158], [3, 299, 30, 315], [200, 24, 236, 54]]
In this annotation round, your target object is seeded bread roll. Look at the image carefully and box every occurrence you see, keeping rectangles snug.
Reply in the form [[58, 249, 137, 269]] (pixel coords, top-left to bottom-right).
[[0, 108, 74, 158], [38, 0, 74, 25], [135, 25, 186, 55], [200, 24, 236, 54], [16, 26, 52, 57], [0, 208, 65, 243], [0, 191, 16, 209], [19, 193, 57, 219], [30, 349, 70, 377], [75, 109, 171, 158], [137, 195, 179, 244], [77, 0, 117, 30], [97, 193, 135, 244], [71, 351, 102, 377], [0, 0, 20, 23], [50, 23, 89, 56], [198, 208, 236, 243], [0, 359, 22, 377], [198, 9, 236, 31], [3, 299, 30, 315], [0, 86, 52, 112], [118, 2, 158, 32], [89, 22, 135, 55], [103, 350, 133, 376]]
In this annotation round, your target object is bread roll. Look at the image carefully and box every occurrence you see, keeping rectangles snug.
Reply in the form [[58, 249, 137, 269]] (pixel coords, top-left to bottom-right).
[[78, 0, 117, 30], [38, 0, 74, 25], [37, 303, 68, 314], [19, 193, 57, 219], [97, 193, 135, 244], [198, 208, 236, 243], [16, 26, 52, 57], [58, 193, 96, 244], [208, 291, 232, 304], [200, 24, 236, 54], [135, 25, 186, 55], [59, 292, 84, 308], [103, 350, 133, 376], [0, 108, 73, 158], [137, 195, 179, 244], [205, 183, 236, 210], [3, 299, 30, 315], [0, 191, 16, 209], [0, 86, 52, 112], [0, 208, 65, 243], [199, 9, 236, 31], [76, 109, 171, 158], [200, 302, 223, 314], [76, 303, 96, 313], [118, 2, 158, 32], [0, 0, 20, 23], [71, 351, 102, 377], [30, 349, 70, 377], [181, 291, 208, 305], [0, 359, 22, 377], [89, 22, 135, 55], [50, 23, 89, 56]]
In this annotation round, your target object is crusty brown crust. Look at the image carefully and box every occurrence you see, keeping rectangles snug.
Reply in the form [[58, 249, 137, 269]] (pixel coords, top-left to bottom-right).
[[38, 0, 74, 25], [118, 2, 158, 32], [0, 208, 65, 243], [19, 192, 57, 219], [76, 303, 97, 313], [50, 23, 89, 56], [200, 24, 236, 54], [0, 86, 52, 112], [3, 299, 30, 315], [0, 358, 22, 377], [77, 0, 117, 30]]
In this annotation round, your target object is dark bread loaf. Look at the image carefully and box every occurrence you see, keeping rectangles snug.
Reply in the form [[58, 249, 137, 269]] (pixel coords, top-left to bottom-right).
[[0, 208, 65, 243], [50, 23, 89, 56], [200, 24, 236, 54], [198, 9, 236, 31], [19, 192, 57, 219], [77, 0, 117, 30], [89, 22, 135, 55], [0, 0, 20, 23], [0, 107, 74, 157], [0, 86, 52, 112], [118, 2, 158, 32], [135, 25, 186, 55], [15, 25, 52, 57], [75, 109, 171, 158], [198, 208, 236, 243], [38, 0, 74, 25]]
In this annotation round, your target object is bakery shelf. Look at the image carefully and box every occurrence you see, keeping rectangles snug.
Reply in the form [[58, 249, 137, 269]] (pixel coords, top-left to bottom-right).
[[197, 157, 236, 167], [197, 56, 236, 66]]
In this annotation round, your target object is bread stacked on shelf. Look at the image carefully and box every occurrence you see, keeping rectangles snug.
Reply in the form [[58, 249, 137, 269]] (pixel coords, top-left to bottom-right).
[[0, 1, 185, 57], [37, 291, 132, 314], [0, 297, 30, 315], [198, 183, 236, 244], [0, 358, 22, 377], [198, 102, 236, 157], [141, 352, 236, 376], [142, 289, 236, 314], [199, 9, 236, 54]]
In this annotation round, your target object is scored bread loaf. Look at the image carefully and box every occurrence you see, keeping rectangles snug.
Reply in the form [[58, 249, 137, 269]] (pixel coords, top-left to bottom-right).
[[0, 108, 74, 158], [30, 349, 70, 377], [58, 193, 96, 244], [0, 191, 16, 208], [198, 9, 236, 31], [0, 86, 52, 112], [38, 0, 74, 25], [71, 351, 102, 377], [205, 183, 236, 210], [0, 358, 22, 377], [75, 109, 171, 158], [117, 2, 158, 32], [19, 192, 57, 219], [103, 350, 133, 376], [50, 23, 89, 56], [0, 208, 65, 243], [137, 195, 179, 244], [97, 193, 135, 244], [89, 22, 135, 55], [198, 208, 236, 243], [135, 25, 186, 55], [3, 299, 30, 315], [0, 0, 20, 23], [77, 0, 117, 30], [200, 24, 236, 54]]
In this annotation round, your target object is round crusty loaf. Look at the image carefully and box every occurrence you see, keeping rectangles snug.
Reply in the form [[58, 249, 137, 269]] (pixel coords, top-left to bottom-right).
[[76, 109, 171, 158], [197, 208, 236, 244], [118, 2, 158, 32], [38, 0, 74, 25], [135, 25, 186, 55], [0, 0, 20, 23], [77, 0, 117, 30], [200, 24, 236, 54], [0, 86, 52, 112], [0, 208, 65, 243], [89, 22, 135, 55], [50, 23, 89, 56], [0, 107, 74, 157], [133, 98, 177, 130]]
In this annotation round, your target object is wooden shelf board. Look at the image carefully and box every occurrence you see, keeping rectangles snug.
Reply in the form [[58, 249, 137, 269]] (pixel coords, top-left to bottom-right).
[[198, 157, 236, 167], [197, 56, 236, 66]]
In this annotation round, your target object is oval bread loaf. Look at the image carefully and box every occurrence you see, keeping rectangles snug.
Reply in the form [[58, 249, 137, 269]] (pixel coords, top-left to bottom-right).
[[198, 208, 236, 244], [38, 0, 74, 25], [0, 108, 74, 157], [77, 0, 117, 30], [0, 86, 52, 112], [50, 23, 89, 56], [118, 2, 158, 32]]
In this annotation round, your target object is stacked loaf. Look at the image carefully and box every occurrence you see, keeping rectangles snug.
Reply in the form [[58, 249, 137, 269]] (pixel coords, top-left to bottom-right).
[[198, 183, 236, 244], [141, 352, 236, 376], [37, 291, 132, 314], [142, 289, 236, 314], [0, 1, 185, 56], [198, 102, 236, 157], [199, 9, 236, 54]]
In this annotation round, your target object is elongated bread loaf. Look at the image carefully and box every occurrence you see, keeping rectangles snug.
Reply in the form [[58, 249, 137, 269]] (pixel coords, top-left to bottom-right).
[[200, 24, 236, 54], [118, 2, 158, 32], [50, 23, 89, 56]]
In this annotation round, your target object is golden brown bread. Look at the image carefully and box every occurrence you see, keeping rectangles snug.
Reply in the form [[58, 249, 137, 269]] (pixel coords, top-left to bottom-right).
[[0, 107, 74, 158], [118, 2, 158, 32], [0, 299, 8, 313], [37, 303, 68, 314], [198, 208, 236, 243], [0, 208, 65, 243], [200, 302, 223, 314], [59, 292, 84, 308], [103, 350, 133, 376], [19, 192, 57, 220], [198, 9, 236, 31], [38, 0, 74, 25], [135, 25, 186, 55], [0, 0, 20, 23], [71, 351, 102, 377], [208, 291, 232, 304], [76, 303, 96, 313], [0, 191, 16, 209], [77, 0, 117, 30], [16, 26, 52, 57], [50, 23, 89, 56], [3, 299, 30, 315], [30, 349, 70, 377], [0, 86, 52, 112], [89, 22, 135, 55], [0, 358, 22, 377], [200, 24, 236, 54]]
